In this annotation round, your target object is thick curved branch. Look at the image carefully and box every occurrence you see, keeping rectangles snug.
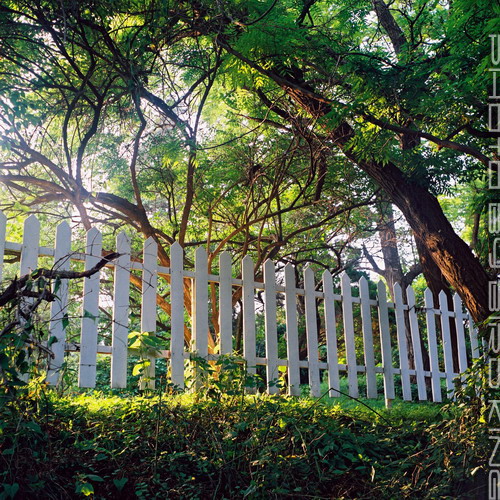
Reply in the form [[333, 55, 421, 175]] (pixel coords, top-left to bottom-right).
[[361, 113, 489, 166]]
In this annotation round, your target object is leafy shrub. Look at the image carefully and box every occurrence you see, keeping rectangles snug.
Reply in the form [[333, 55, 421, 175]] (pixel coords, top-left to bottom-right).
[[0, 379, 487, 499]]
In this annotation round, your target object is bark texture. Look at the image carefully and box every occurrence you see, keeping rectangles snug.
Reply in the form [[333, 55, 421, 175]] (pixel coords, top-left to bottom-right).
[[280, 88, 489, 324]]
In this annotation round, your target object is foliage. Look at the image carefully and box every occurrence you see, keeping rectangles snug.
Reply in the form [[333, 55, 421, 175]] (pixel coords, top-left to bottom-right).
[[0, 380, 487, 499], [0, 254, 118, 407]]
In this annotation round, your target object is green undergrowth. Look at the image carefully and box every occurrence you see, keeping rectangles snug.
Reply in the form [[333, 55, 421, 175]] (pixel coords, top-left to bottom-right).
[[0, 385, 487, 499]]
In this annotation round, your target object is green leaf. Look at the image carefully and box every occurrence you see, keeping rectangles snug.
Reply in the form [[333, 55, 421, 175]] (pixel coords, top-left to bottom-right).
[[53, 277, 61, 294], [47, 335, 58, 348], [76, 482, 94, 496], [1, 483, 19, 498], [85, 474, 104, 482], [83, 310, 97, 320], [24, 421, 42, 434], [132, 360, 149, 376], [113, 478, 128, 491], [140, 335, 162, 348]]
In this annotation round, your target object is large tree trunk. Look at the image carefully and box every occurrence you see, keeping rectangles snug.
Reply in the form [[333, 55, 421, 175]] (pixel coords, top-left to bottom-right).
[[354, 148, 488, 324], [378, 203, 405, 296], [414, 235, 461, 371], [281, 89, 489, 324]]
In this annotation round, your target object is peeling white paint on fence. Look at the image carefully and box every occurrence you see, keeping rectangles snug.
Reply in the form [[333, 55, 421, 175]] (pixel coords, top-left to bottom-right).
[[0, 213, 481, 403]]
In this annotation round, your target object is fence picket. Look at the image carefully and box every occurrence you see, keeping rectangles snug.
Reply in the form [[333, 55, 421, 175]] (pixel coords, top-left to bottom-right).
[[453, 293, 468, 377], [193, 247, 209, 389], [469, 312, 480, 360], [140, 237, 158, 390], [18, 215, 40, 382], [424, 288, 442, 402], [284, 263, 300, 396], [111, 232, 131, 389], [242, 255, 257, 390], [439, 291, 455, 398], [304, 266, 321, 397], [394, 283, 412, 401], [406, 286, 427, 401], [79, 228, 102, 388], [20, 215, 40, 275], [377, 281, 395, 403], [359, 277, 377, 399], [218, 251, 233, 355], [193, 247, 209, 357], [341, 273, 358, 398], [170, 242, 185, 389], [47, 221, 71, 386], [322, 270, 340, 398], [264, 260, 279, 394], [0, 210, 6, 283]]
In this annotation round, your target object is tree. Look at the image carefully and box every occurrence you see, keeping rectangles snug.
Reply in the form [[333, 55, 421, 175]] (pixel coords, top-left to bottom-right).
[[0, 0, 494, 325], [0, 0, 378, 352], [205, 0, 493, 323]]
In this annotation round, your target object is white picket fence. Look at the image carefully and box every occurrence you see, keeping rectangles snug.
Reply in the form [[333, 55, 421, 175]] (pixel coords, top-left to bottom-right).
[[0, 214, 481, 403]]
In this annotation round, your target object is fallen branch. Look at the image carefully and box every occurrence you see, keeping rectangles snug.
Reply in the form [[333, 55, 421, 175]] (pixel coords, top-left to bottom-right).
[[0, 252, 120, 308]]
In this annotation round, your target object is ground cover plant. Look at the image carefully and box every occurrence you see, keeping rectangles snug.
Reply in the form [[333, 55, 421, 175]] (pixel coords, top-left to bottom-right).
[[0, 375, 488, 500]]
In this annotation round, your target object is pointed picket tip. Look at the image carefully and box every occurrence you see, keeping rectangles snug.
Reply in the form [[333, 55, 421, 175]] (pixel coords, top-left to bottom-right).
[[55, 222, 71, 252], [322, 268, 333, 283], [359, 276, 370, 301], [144, 235, 157, 247], [438, 290, 448, 309], [303, 264, 314, 279], [117, 230, 130, 241], [86, 226, 101, 245], [285, 265, 296, 289], [242, 254, 254, 265], [405, 284, 416, 300], [170, 240, 183, 255], [377, 280, 388, 300], [393, 282, 402, 294], [219, 250, 231, 264], [195, 246, 207, 261], [116, 231, 130, 248], [424, 287, 434, 303], [452, 292, 462, 308], [263, 259, 275, 272], [195, 247, 208, 274], [56, 220, 71, 234], [25, 213, 39, 223], [24, 214, 40, 231], [86, 226, 100, 237], [340, 272, 351, 293]]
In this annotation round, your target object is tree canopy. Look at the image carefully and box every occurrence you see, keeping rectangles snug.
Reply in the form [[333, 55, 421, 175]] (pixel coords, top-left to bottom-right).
[[0, 0, 497, 323]]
